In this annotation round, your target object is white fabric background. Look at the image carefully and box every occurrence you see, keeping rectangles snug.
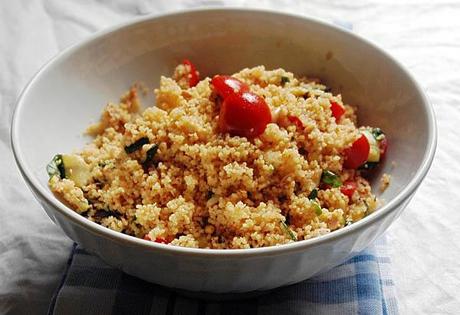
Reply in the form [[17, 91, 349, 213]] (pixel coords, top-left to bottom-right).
[[0, 1, 458, 314]]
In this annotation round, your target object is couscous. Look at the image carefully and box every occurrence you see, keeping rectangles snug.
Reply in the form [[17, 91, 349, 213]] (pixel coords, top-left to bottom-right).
[[47, 61, 389, 249]]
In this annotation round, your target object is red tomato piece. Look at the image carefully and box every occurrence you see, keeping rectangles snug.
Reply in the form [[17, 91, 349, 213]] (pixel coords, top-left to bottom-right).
[[154, 237, 169, 244], [340, 181, 357, 198], [288, 115, 304, 129], [219, 91, 272, 138], [379, 137, 388, 159], [182, 59, 199, 87], [211, 75, 249, 99], [330, 101, 345, 121], [343, 134, 370, 169], [144, 234, 170, 244]]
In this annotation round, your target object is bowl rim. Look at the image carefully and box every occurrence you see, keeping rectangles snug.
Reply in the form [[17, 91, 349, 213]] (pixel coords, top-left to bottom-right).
[[10, 7, 437, 258]]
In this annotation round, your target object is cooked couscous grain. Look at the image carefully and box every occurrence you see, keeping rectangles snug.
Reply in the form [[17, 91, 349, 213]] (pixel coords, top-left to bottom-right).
[[47, 64, 389, 249], [380, 173, 392, 192]]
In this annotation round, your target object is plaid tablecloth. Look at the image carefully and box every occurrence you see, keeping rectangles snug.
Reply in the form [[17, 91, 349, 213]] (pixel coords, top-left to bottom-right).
[[48, 238, 398, 315]]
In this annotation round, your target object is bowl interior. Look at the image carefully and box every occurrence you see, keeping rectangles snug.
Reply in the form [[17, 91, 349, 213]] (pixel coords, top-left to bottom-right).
[[14, 9, 431, 227]]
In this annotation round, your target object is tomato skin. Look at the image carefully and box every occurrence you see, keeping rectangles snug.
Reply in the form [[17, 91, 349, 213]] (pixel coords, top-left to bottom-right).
[[182, 59, 199, 87], [143, 234, 170, 244], [288, 115, 304, 129], [219, 91, 272, 138], [212, 75, 249, 99], [330, 101, 345, 121], [340, 181, 357, 198], [154, 237, 169, 244], [379, 137, 388, 159], [343, 135, 370, 169]]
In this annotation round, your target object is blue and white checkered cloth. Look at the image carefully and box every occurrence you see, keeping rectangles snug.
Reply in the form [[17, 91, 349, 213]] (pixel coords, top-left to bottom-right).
[[47, 237, 398, 315]]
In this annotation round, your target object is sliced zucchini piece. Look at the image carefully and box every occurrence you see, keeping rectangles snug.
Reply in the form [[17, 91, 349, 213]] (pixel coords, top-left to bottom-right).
[[47, 154, 65, 179], [362, 130, 380, 162], [368, 146, 381, 162], [47, 154, 91, 187], [60, 154, 91, 187], [371, 128, 385, 140]]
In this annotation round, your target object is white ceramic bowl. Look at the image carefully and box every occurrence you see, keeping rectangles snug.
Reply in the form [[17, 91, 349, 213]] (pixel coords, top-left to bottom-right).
[[11, 8, 436, 293]]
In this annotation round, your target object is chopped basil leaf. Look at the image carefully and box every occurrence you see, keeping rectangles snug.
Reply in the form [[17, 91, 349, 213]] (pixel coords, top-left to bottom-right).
[[285, 215, 291, 225], [321, 170, 342, 188], [308, 188, 318, 200], [281, 76, 290, 85], [280, 221, 297, 241], [125, 137, 149, 154], [312, 201, 322, 215], [47, 154, 65, 179], [93, 209, 122, 220], [142, 144, 159, 169]]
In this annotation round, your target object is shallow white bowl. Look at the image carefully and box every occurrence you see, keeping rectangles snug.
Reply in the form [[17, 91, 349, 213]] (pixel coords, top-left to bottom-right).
[[11, 8, 436, 293]]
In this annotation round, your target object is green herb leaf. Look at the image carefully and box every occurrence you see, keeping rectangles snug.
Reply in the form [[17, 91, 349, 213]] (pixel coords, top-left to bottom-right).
[[280, 221, 297, 241], [371, 128, 385, 141], [312, 201, 322, 216], [321, 170, 342, 188], [125, 137, 149, 154], [308, 188, 318, 200], [363, 200, 369, 212], [142, 144, 159, 169], [47, 154, 65, 179], [281, 76, 290, 85]]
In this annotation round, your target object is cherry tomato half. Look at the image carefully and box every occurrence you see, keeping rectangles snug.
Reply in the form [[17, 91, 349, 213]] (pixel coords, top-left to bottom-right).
[[340, 181, 357, 198], [330, 101, 345, 121], [288, 115, 304, 129], [212, 75, 249, 99], [343, 134, 370, 169], [219, 91, 272, 138], [182, 59, 199, 87]]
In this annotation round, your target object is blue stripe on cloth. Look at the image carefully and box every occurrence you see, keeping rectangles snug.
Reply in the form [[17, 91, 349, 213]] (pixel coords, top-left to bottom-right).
[[47, 243, 77, 315], [112, 273, 157, 315], [48, 238, 398, 315]]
